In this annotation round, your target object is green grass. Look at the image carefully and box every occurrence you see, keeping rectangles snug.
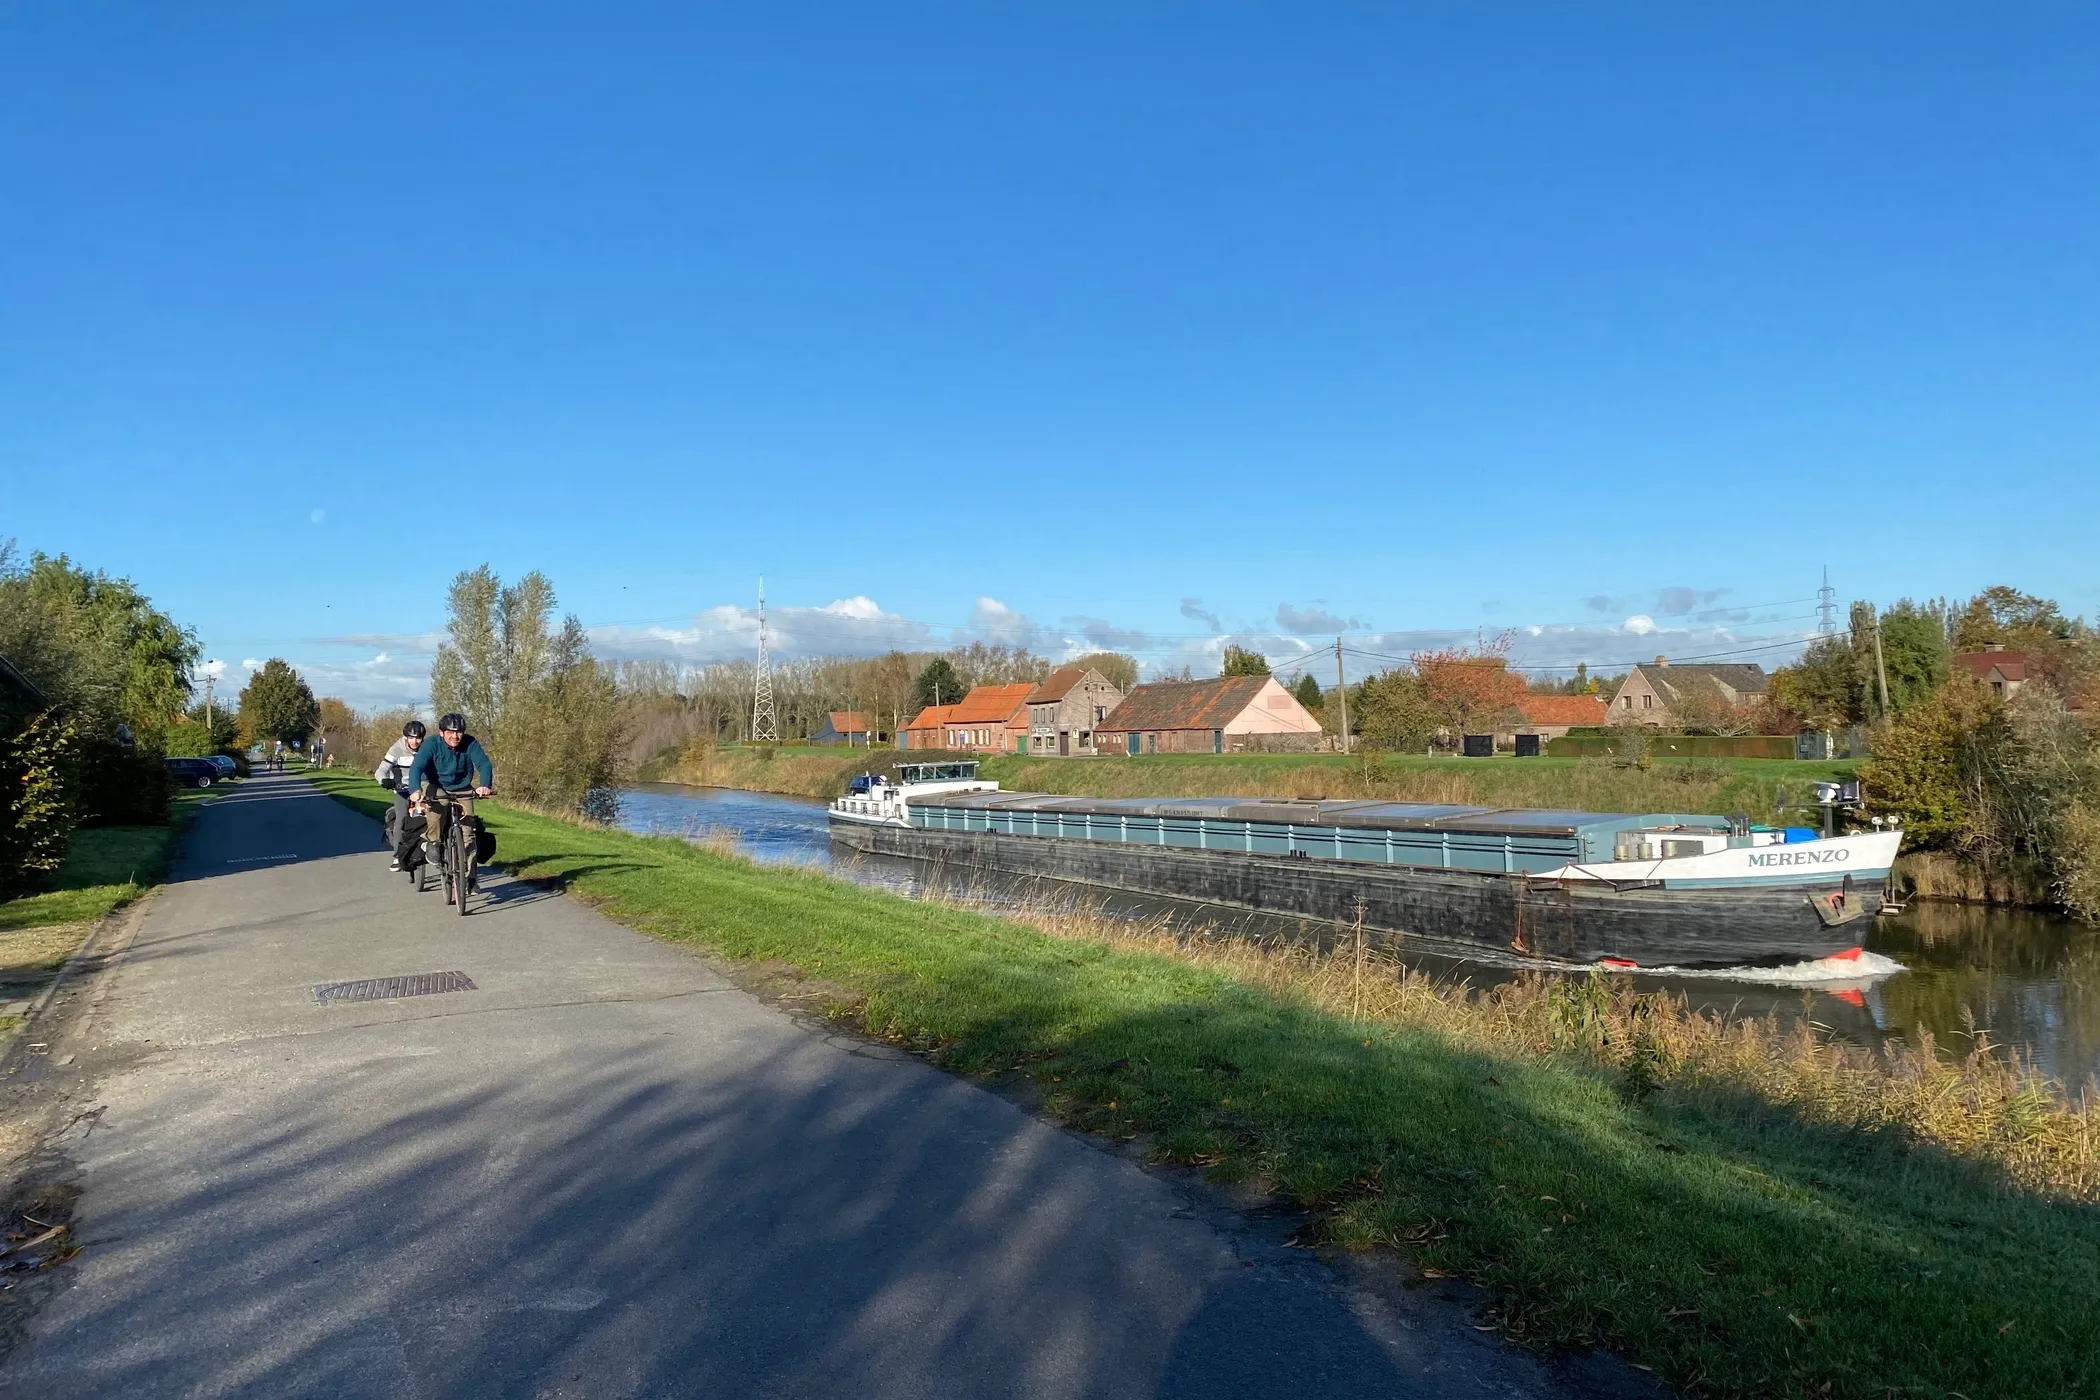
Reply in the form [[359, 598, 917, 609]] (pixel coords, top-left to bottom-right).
[[0, 786, 217, 934], [312, 768, 2100, 1398]]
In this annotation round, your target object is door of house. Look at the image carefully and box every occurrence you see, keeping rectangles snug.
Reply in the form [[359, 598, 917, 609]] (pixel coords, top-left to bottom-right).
[[1058, 730, 1069, 756], [1128, 733, 1140, 756]]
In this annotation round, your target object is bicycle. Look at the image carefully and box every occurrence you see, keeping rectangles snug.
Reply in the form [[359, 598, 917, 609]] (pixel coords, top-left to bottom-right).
[[416, 790, 490, 915]]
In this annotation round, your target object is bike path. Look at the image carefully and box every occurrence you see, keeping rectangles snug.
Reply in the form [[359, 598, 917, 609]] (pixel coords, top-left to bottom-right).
[[0, 772, 1615, 1399]]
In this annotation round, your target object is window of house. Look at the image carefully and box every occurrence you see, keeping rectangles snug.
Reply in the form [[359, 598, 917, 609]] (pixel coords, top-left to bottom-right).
[[1622, 696, 1632, 710], [1642, 695, 1653, 711]]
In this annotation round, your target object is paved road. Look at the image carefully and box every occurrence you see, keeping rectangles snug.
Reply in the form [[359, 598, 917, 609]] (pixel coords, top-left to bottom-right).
[[1, 773, 1626, 1399]]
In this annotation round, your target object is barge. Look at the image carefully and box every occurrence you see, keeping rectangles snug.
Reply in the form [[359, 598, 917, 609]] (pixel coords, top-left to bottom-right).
[[829, 763, 1902, 968]]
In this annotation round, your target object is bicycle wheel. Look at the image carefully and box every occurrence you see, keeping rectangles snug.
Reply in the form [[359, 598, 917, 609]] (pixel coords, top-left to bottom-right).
[[451, 819, 472, 916]]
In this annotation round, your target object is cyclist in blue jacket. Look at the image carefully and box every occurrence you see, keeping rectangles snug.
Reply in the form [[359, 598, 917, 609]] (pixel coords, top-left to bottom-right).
[[396, 713, 494, 870]]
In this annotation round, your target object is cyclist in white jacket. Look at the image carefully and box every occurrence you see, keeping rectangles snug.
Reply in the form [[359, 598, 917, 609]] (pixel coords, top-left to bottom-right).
[[376, 720, 427, 863]]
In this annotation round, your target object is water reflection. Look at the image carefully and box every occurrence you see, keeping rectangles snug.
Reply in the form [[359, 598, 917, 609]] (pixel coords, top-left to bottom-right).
[[618, 784, 2100, 1090]]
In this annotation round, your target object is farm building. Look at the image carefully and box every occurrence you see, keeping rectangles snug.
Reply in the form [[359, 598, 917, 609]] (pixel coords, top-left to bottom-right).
[[899, 704, 958, 750], [810, 711, 877, 746], [1021, 666, 1126, 756], [1505, 693, 1608, 741], [1952, 644, 2033, 699], [1096, 675, 1324, 755]]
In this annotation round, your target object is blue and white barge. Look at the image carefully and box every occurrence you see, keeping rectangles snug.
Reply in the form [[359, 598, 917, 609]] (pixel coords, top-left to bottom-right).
[[829, 763, 1901, 967]]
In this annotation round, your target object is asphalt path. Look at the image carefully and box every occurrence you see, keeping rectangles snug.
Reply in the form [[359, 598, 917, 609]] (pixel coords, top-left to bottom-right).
[[0, 773, 1636, 1399]]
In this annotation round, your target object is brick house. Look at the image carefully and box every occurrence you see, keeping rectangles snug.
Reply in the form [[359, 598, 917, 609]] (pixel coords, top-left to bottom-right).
[[899, 704, 957, 750], [936, 683, 1037, 754], [1952, 644, 2032, 699], [1021, 666, 1126, 756], [1607, 659, 1768, 728], [1096, 675, 1324, 755]]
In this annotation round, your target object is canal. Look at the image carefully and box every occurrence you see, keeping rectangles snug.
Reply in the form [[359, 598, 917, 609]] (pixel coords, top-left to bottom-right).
[[618, 783, 2100, 1090]]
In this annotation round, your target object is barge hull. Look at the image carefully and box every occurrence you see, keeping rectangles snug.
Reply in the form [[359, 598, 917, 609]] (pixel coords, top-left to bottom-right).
[[831, 821, 1873, 967]]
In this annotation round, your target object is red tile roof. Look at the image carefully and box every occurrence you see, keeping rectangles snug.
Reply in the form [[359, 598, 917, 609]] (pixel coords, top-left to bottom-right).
[[826, 711, 869, 734], [947, 683, 1036, 725], [1515, 694, 1608, 726], [1097, 676, 1272, 733], [1953, 651, 2031, 682], [904, 704, 958, 732]]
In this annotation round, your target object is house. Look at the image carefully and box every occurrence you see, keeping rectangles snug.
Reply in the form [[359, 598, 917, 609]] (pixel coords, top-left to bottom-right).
[[899, 704, 958, 750], [935, 683, 1037, 753], [810, 711, 877, 747], [1506, 693, 1608, 741], [1607, 659, 1768, 728], [1952, 644, 2032, 699], [1096, 675, 1324, 755], [1021, 666, 1126, 756]]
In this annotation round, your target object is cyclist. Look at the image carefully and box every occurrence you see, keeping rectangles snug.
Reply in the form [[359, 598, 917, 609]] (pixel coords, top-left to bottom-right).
[[377, 720, 427, 867], [398, 712, 494, 874]]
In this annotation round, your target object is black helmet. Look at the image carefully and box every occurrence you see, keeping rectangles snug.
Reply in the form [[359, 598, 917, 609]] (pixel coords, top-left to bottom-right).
[[438, 712, 467, 734], [402, 720, 426, 739]]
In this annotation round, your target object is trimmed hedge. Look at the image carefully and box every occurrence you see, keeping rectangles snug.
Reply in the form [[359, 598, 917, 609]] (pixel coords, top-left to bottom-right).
[[1545, 732, 1796, 760]]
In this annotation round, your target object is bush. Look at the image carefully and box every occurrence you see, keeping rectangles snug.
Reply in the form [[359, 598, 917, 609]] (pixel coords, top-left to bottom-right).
[[0, 711, 81, 896], [74, 738, 171, 827]]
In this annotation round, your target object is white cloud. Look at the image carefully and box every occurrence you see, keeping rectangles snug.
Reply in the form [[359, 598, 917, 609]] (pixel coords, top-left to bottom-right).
[[310, 508, 325, 524], [240, 658, 262, 670], [1623, 615, 1658, 636], [199, 659, 227, 680]]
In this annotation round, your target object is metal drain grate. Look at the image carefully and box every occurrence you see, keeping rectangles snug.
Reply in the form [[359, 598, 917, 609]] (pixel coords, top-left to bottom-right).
[[315, 970, 477, 1004]]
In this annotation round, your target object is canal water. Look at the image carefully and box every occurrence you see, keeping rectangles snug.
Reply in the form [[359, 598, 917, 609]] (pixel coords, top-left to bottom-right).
[[618, 783, 2100, 1090]]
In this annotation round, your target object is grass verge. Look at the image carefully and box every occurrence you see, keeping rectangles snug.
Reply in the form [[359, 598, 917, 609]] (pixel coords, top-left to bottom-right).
[[0, 787, 219, 1028], [314, 768, 2100, 1399]]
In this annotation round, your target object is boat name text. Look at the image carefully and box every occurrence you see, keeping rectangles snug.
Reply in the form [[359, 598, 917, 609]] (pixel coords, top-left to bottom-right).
[[1746, 848, 1852, 868]]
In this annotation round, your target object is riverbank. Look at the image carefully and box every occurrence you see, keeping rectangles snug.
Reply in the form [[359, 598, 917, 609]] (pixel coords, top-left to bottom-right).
[[661, 742, 1857, 819], [313, 767, 2100, 1399]]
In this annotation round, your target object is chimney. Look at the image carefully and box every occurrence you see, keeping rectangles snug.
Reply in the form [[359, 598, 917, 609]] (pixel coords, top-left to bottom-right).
[[1654, 655, 1669, 667], [1983, 642, 2004, 652]]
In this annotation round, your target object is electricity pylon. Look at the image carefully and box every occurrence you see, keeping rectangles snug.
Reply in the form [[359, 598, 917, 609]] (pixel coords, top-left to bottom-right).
[[751, 578, 780, 742]]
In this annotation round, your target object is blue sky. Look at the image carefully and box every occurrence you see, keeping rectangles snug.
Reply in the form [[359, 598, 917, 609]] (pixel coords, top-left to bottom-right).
[[3, 4, 2095, 707]]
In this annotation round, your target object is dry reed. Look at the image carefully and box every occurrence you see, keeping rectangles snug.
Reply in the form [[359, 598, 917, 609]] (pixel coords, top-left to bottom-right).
[[930, 883, 2100, 1203]]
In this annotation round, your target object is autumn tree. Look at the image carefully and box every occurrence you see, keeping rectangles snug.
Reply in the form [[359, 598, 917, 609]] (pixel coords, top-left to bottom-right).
[[1354, 670, 1439, 752], [1069, 651, 1138, 692], [1411, 638, 1526, 741]]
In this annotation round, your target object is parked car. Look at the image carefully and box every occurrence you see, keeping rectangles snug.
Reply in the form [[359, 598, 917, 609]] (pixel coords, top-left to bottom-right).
[[203, 754, 238, 779], [164, 757, 219, 788]]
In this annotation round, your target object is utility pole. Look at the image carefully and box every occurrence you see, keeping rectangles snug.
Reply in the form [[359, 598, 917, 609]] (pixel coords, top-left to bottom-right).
[[1334, 638, 1351, 756], [203, 667, 216, 733], [751, 578, 780, 742]]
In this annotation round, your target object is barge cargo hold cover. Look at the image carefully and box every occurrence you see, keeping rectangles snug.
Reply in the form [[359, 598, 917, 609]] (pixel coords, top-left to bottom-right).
[[903, 793, 1721, 875], [830, 781, 1902, 968]]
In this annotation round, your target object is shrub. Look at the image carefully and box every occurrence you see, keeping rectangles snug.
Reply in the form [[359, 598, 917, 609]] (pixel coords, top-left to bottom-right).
[[0, 711, 81, 896]]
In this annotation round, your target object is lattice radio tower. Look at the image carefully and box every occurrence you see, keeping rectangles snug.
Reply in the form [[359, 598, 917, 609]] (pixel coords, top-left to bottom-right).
[[1816, 565, 1838, 637], [750, 577, 780, 742]]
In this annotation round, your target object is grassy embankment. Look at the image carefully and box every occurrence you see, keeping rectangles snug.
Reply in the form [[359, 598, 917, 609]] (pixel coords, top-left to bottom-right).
[[0, 786, 218, 1034], [657, 742, 1856, 824], [315, 765, 2100, 1400]]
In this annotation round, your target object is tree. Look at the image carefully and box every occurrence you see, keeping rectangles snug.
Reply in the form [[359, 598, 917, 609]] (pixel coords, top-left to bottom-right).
[[1879, 600, 1951, 715], [1069, 651, 1138, 692], [1291, 673, 1322, 710], [315, 697, 359, 756], [911, 658, 963, 712], [1221, 645, 1270, 677], [1769, 636, 1867, 731], [431, 565, 502, 724], [1953, 586, 2072, 654], [239, 659, 319, 745], [1412, 638, 1526, 740], [0, 545, 198, 748], [1354, 670, 1439, 752]]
